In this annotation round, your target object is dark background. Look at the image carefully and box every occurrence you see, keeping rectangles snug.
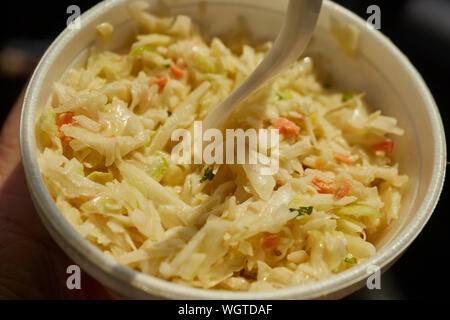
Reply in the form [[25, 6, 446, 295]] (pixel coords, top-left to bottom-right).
[[0, 0, 448, 299]]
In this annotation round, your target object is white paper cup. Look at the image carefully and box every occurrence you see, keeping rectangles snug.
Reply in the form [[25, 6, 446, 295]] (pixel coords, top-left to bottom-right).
[[20, 0, 446, 299]]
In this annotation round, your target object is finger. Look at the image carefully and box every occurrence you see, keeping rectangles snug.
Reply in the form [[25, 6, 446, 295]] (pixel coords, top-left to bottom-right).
[[0, 86, 26, 186], [0, 85, 25, 151]]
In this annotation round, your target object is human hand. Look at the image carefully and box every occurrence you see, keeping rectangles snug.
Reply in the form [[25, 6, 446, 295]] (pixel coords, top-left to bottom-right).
[[0, 90, 112, 299]]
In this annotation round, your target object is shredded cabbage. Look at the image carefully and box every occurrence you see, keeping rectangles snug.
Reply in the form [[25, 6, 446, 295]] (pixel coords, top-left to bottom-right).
[[337, 205, 382, 218], [87, 171, 114, 184]]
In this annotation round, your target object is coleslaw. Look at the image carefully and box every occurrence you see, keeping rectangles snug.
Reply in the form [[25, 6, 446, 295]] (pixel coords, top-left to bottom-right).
[[36, 1, 408, 291]]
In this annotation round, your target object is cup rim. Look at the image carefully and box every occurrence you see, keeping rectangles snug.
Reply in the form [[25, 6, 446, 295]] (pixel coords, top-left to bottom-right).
[[20, 0, 447, 299]]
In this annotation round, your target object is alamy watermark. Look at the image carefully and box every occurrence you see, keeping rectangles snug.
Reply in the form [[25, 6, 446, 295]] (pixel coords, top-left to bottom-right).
[[67, 5, 81, 30], [366, 264, 381, 290], [171, 121, 280, 175], [66, 265, 81, 290], [366, 5, 381, 30]]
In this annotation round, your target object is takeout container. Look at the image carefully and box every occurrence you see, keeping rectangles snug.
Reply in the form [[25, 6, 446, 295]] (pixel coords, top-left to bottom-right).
[[20, 0, 446, 299]]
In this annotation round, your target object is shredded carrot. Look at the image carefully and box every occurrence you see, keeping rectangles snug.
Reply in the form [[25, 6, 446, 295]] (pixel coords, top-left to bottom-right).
[[57, 112, 77, 128], [315, 158, 326, 169], [262, 235, 278, 251], [59, 133, 74, 145], [57, 113, 77, 146], [372, 140, 394, 155], [118, 55, 126, 62], [155, 77, 168, 89], [334, 153, 352, 165], [271, 118, 300, 136], [311, 177, 334, 194], [170, 64, 185, 79], [335, 180, 352, 199], [105, 134, 116, 138], [275, 176, 282, 184]]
